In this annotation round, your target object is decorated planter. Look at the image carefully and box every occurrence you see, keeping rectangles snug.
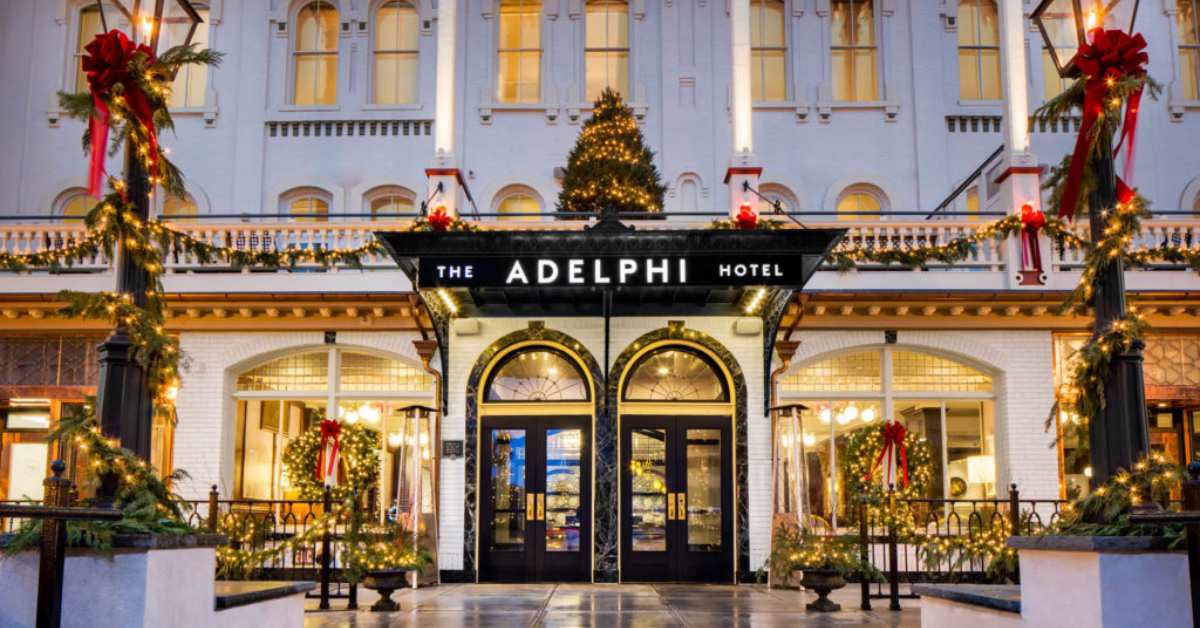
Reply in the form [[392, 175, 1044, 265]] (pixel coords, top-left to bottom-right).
[[361, 569, 412, 612], [800, 569, 846, 612]]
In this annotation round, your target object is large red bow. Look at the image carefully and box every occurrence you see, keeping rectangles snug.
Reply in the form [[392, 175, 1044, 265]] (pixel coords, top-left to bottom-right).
[[1059, 29, 1148, 221], [866, 421, 909, 489], [428, 205, 452, 231], [82, 30, 159, 198], [735, 202, 758, 230], [316, 419, 342, 482]]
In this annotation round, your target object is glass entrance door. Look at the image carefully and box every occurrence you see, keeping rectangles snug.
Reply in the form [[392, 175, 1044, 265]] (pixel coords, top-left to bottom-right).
[[479, 416, 590, 582], [620, 416, 732, 582]]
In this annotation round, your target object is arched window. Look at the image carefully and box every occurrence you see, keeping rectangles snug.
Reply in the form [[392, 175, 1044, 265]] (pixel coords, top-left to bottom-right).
[[776, 347, 996, 527], [585, 0, 629, 101], [232, 347, 432, 500], [758, 183, 797, 215], [365, 186, 416, 218], [830, 0, 877, 102], [162, 3, 210, 108], [373, 1, 419, 104], [623, 346, 729, 402], [497, 0, 542, 103], [958, 0, 1000, 100], [836, 184, 886, 220], [484, 347, 589, 402], [1178, 0, 1200, 100], [1039, 7, 1076, 99], [750, 0, 786, 102], [162, 193, 199, 220], [281, 187, 332, 222], [293, 1, 339, 105], [494, 186, 542, 220], [55, 189, 97, 220]]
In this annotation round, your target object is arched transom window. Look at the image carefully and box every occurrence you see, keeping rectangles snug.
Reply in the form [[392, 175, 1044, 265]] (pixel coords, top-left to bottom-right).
[[623, 346, 729, 402], [485, 347, 589, 402]]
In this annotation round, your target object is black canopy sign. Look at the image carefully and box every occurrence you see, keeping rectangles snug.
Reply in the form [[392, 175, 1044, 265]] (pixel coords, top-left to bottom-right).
[[419, 255, 796, 288]]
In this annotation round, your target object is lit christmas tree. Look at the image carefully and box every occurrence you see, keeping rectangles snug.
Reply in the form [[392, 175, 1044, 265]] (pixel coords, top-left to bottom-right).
[[557, 88, 666, 215]]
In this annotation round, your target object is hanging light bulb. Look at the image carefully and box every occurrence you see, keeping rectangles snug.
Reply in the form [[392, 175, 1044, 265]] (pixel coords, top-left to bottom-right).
[[844, 402, 860, 421], [343, 408, 360, 425], [836, 410, 852, 426], [861, 406, 877, 423], [802, 432, 816, 447], [387, 432, 404, 449], [419, 432, 429, 446], [358, 404, 381, 425], [819, 407, 832, 424]]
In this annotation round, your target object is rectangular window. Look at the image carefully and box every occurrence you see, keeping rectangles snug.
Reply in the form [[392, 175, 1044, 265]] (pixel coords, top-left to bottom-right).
[[165, 7, 210, 108], [293, 2, 339, 105], [374, 1, 420, 105], [831, 0, 877, 102], [957, 0, 1000, 100], [498, 0, 542, 104], [75, 8, 114, 94], [585, 0, 629, 102], [1180, 0, 1200, 100], [750, 0, 787, 102], [1040, 11, 1077, 99]]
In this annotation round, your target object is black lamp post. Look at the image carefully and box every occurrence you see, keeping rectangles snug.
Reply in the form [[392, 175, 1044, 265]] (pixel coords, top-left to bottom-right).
[[1033, 0, 1150, 488], [90, 0, 202, 471]]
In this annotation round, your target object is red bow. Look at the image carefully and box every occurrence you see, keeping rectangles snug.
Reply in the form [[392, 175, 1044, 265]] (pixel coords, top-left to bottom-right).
[[1059, 29, 1148, 220], [428, 205, 452, 231], [82, 30, 159, 198], [316, 419, 342, 481], [866, 421, 909, 489], [735, 202, 758, 230], [1020, 203, 1045, 274]]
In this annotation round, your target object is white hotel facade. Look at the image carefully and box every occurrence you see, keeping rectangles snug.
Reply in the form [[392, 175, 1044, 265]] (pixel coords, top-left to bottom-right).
[[2, 0, 1200, 583]]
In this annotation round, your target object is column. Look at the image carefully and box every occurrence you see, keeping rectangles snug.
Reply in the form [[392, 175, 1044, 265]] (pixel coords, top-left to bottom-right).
[[996, 0, 1045, 286], [726, 0, 760, 218], [428, 0, 461, 217]]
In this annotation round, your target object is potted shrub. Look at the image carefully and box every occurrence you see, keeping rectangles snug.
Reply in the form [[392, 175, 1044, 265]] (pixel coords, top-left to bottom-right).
[[768, 520, 880, 612], [344, 518, 428, 612]]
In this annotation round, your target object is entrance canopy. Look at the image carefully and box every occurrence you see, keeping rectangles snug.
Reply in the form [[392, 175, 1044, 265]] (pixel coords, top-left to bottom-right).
[[378, 219, 845, 317]]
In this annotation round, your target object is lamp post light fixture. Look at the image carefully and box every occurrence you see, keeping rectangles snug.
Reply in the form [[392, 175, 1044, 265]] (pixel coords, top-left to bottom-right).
[[90, 0, 204, 496], [1033, 0, 1150, 488], [1032, 0, 1140, 78]]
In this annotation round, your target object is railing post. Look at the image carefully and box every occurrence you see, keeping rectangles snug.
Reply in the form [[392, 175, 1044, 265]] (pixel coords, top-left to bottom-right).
[[1184, 462, 1200, 627], [347, 490, 359, 611], [37, 461, 71, 628], [1007, 483, 1020, 534], [319, 485, 332, 611], [207, 484, 219, 533], [887, 485, 900, 611], [858, 495, 871, 611]]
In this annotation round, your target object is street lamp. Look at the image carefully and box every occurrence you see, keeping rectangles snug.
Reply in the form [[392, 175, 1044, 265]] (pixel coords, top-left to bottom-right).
[[90, 0, 203, 490], [1033, 0, 1149, 488], [1033, 0, 1140, 78]]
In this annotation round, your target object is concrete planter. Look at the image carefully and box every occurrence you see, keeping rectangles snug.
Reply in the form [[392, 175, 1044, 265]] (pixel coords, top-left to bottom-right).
[[1007, 536, 1190, 628], [0, 533, 304, 628]]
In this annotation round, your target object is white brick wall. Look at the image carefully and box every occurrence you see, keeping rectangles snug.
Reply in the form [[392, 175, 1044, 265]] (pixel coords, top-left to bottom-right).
[[784, 329, 1060, 500], [441, 316, 768, 572], [172, 331, 427, 500]]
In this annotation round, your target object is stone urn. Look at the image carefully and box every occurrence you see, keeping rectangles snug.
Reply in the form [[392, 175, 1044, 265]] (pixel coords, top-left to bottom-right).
[[361, 569, 411, 612], [800, 569, 846, 612]]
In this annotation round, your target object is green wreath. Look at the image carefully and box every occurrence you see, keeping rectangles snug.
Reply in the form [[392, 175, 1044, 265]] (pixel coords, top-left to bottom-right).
[[842, 422, 935, 504], [282, 419, 381, 502]]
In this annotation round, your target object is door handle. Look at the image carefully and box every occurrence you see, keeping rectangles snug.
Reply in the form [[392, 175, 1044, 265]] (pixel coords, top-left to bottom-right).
[[527, 492, 535, 521], [536, 493, 545, 521], [666, 492, 676, 520], [678, 493, 686, 520]]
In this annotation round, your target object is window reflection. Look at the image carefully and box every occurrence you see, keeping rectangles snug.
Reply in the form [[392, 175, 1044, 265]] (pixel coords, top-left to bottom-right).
[[630, 428, 667, 551], [686, 429, 722, 551], [490, 429, 527, 551], [545, 428, 582, 552]]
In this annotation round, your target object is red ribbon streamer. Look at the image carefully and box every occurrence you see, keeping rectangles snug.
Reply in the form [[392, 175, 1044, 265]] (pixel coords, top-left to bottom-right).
[[866, 421, 909, 489], [1059, 29, 1148, 221], [316, 419, 342, 482], [1020, 203, 1045, 274], [82, 30, 159, 197]]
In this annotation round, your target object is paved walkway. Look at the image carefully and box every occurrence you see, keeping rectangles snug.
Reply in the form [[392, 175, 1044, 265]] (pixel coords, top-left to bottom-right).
[[303, 583, 921, 627]]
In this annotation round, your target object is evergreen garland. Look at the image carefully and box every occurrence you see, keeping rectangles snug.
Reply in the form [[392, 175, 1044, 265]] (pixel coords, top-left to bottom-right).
[[557, 88, 666, 215]]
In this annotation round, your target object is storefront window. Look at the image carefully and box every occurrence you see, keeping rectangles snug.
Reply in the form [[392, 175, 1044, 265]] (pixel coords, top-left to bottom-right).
[[776, 348, 995, 529], [232, 348, 433, 500]]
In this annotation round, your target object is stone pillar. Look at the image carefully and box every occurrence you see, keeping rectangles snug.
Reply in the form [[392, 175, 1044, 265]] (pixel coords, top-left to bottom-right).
[[995, 0, 1045, 286], [428, 0, 461, 217]]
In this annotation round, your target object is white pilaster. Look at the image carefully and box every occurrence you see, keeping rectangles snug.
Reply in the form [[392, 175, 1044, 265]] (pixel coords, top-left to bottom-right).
[[730, 0, 753, 155], [428, 0, 460, 218], [995, 0, 1045, 286]]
